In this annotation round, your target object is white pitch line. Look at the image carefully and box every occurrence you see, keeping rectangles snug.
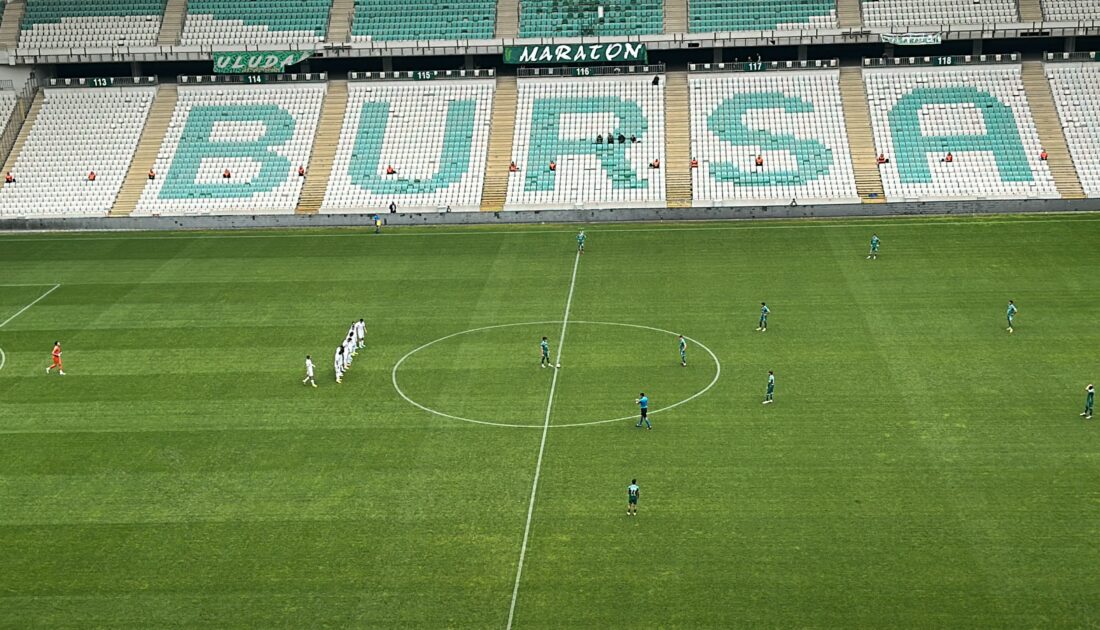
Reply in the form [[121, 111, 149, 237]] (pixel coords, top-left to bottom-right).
[[506, 250, 581, 629], [0, 283, 61, 329]]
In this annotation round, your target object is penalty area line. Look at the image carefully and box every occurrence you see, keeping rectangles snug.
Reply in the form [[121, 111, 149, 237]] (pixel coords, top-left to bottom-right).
[[0, 283, 61, 373], [506, 250, 580, 629]]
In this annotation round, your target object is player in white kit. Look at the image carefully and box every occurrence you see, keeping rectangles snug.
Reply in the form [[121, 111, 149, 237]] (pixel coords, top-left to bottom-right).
[[303, 355, 317, 387], [334, 346, 344, 384], [342, 335, 354, 371], [355, 318, 366, 351], [348, 323, 359, 357]]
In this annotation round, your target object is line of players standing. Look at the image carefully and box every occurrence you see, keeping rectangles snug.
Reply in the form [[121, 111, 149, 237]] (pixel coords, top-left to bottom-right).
[[302, 319, 366, 387]]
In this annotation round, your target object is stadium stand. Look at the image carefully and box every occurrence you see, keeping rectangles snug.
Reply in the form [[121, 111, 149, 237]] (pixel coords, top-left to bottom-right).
[[1040, 0, 1100, 20], [0, 86, 156, 217], [112, 84, 179, 215], [688, 0, 837, 32], [297, 79, 348, 213], [350, 0, 496, 41], [1020, 60, 1084, 198], [518, 0, 663, 37], [180, 0, 330, 45], [480, 76, 518, 211], [133, 82, 326, 215], [689, 70, 857, 205], [0, 91, 18, 134], [321, 79, 495, 212], [664, 71, 692, 208], [860, 0, 1017, 27], [838, 67, 886, 202], [1046, 63, 1100, 197], [18, 0, 167, 48], [506, 75, 666, 209], [864, 65, 1058, 201]]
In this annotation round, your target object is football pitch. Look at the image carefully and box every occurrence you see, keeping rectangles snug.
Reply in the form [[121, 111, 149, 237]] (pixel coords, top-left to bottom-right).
[[1, 214, 1098, 627]]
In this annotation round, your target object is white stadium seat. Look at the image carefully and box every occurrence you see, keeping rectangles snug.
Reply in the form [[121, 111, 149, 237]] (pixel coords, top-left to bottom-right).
[[507, 75, 666, 210], [1047, 63, 1100, 197], [133, 83, 326, 216], [860, 0, 1017, 27], [864, 65, 1057, 201], [322, 80, 495, 213], [689, 70, 858, 206], [1041, 0, 1100, 20], [0, 87, 156, 217]]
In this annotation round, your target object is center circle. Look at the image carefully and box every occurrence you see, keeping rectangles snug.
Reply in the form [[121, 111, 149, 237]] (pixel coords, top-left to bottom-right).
[[391, 321, 721, 428]]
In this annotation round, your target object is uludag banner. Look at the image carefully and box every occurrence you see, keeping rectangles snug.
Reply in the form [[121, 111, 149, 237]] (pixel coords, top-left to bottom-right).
[[503, 43, 648, 64], [881, 33, 942, 45], [214, 50, 312, 74]]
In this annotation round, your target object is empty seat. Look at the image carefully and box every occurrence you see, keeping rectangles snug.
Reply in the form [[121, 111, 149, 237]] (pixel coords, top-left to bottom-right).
[[860, 0, 1017, 27], [180, 0, 331, 45], [133, 83, 326, 216], [0, 86, 157, 218], [1047, 63, 1100, 197], [689, 70, 858, 205], [18, 0, 167, 48], [689, 0, 837, 32], [350, 0, 495, 41], [518, 0, 662, 36], [864, 65, 1057, 201], [1041, 0, 1100, 21], [322, 79, 495, 213], [506, 75, 666, 210]]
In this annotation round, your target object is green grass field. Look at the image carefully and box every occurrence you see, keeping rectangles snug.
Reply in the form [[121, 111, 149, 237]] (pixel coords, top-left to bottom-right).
[[1, 214, 1098, 627]]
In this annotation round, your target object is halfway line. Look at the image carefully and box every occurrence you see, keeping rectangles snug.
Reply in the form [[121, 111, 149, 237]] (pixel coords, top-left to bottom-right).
[[0, 283, 61, 329], [506, 250, 581, 629]]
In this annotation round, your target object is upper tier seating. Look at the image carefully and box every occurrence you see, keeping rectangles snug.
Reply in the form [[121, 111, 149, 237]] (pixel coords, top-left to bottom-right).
[[322, 80, 494, 212], [1041, 0, 1100, 20], [181, 0, 331, 45], [134, 83, 325, 216], [0, 87, 156, 217], [506, 75, 666, 210], [864, 66, 1057, 201], [1047, 64, 1100, 197], [350, 0, 495, 40], [18, 0, 167, 48], [518, 0, 662, 36], [689, 0, 837, 32], [860, 0, 1017, 27], [689, 70, 857, 205]]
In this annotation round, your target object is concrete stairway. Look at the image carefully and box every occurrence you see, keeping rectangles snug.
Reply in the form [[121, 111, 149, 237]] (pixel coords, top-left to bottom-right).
[[0, 0, 26, 47], [480, 76, 517, 212], [326, 0, 356, 42], [296, 80, 348, 214], [157, 0, 187, 46], [0, 90, 42, 191], [664, 71, 692, 208], [111, 84, 178, 216], [495, 0, 519, 37], [1017, 0, 1043, 21], [836, 0, 863, 27], [838, 67, 885, 203], [1021, 61, 1085, 199], [664, 0, 688, 33]]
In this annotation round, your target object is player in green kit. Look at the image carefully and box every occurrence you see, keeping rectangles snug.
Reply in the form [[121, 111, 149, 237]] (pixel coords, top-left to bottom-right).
[[1083, 384, 1094, 420], [576, 230, 586, 254], [867, 233, 880, 259], [1006, 300, 1017, 333], [679, 335, 687, 367], [539, 336, 551, 368], [627, 479, 640, 516], [763, 370, 775, 404]]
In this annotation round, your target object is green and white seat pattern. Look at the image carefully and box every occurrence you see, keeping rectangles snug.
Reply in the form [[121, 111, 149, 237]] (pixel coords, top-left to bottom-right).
[[134, 84, 326, 215], [18, 0, 167, 47], [322, 80, 495, 212], [1047, 64, 1100, 197], [865, 66, 1056, 201], [689, 0, 836, 33], [350, 0, 495, 41], [181, 0, 331, 45], [518, 0, 662, 37], [0, 87, 156, 217], [506, 76, 665, 210], [690, 71, 857, 206], [861, 0, 1016, 27]]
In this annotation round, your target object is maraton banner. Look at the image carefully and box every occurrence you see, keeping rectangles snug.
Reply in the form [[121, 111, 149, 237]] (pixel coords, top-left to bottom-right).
[[214, 50, 312, 74], [881, 33, 943, 46], [503, 43, 647, 65]]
